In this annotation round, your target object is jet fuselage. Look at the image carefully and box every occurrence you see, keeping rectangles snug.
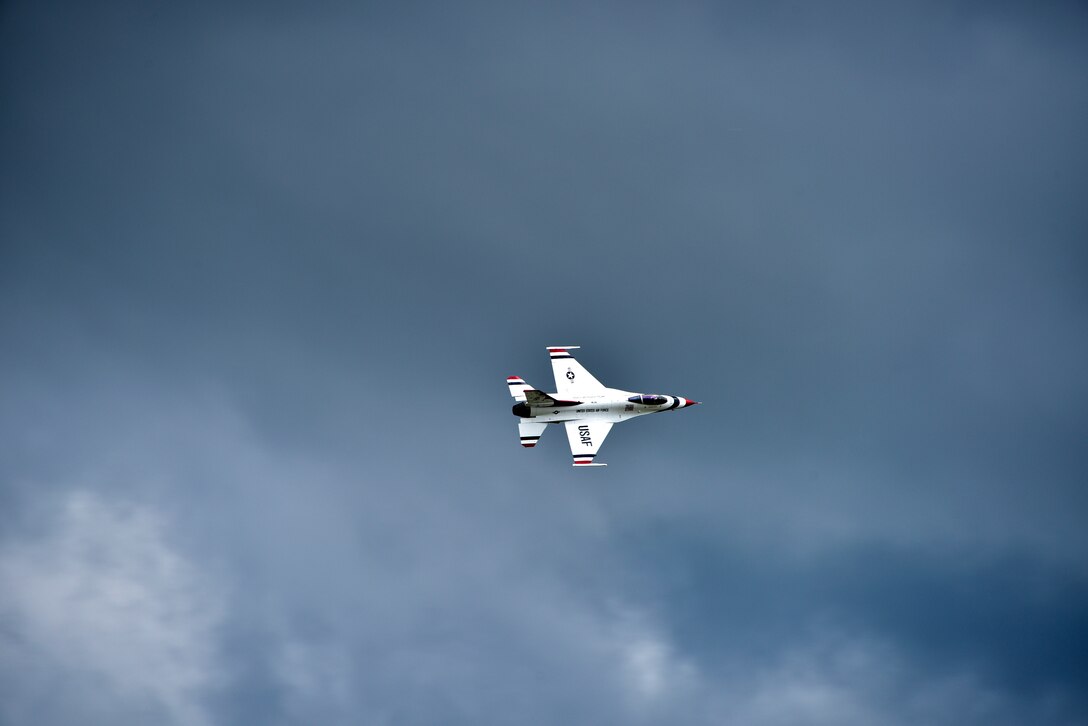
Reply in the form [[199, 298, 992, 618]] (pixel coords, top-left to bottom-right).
[[512, 390, 698, 425]]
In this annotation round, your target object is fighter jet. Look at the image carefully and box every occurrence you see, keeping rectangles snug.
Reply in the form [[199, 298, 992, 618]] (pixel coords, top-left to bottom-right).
[[507, 346, 699, 467]]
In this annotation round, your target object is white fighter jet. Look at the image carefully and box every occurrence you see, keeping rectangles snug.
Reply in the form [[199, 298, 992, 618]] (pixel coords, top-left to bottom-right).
[[507, 346, 699, 467]]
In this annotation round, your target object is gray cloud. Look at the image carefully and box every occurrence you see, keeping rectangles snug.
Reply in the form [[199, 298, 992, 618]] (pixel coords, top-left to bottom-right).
[[0, 491, 224, 726], [3, 0, 1087, 724]]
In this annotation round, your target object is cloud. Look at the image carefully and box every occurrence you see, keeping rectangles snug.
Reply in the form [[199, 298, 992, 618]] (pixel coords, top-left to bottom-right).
[[1, 1, 1086, 724], [691, 629, 1074, 726], [610, 607, 696, 705], [0, 491, 224, 726]]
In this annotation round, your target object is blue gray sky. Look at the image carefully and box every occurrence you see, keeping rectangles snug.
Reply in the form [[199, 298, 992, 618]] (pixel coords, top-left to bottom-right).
[[2, 1, 1087, 724]]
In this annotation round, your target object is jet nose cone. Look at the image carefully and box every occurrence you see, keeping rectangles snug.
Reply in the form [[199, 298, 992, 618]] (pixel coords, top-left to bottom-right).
[[683, 398, 700, 407]]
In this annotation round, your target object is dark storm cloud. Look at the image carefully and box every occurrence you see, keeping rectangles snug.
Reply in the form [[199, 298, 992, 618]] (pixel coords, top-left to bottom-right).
[[623, 527, 1088, 693], [2, 1, 1087, 724]]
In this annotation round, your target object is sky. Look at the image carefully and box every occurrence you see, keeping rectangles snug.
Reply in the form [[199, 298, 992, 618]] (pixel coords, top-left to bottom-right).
[[2, 1, 1087, 724]]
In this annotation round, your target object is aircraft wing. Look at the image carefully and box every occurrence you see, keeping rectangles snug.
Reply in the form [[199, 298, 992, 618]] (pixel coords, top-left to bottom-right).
[[549, 346, 607, 397], [564, 420, 613, 467]]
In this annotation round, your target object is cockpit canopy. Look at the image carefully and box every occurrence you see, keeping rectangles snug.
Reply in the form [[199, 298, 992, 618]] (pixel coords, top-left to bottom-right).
[[628, 394, 669, 406]]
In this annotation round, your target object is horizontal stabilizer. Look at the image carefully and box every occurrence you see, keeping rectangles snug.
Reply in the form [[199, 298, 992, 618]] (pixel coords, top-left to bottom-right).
[[506, 376, 533, 401], [517, 421, 548, 447]]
